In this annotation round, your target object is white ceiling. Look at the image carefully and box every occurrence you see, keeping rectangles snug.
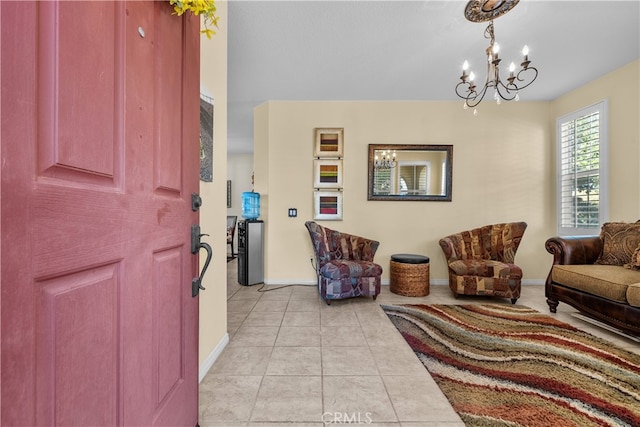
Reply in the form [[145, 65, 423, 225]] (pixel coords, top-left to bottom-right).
[[226, 1, 640, 154]]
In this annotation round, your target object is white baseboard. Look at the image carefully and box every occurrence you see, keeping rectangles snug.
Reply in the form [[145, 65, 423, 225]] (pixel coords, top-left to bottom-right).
[[199, 332, 229, 383], [522, 279, 546, 285], [264, 279, 546, 286], [263, 280, 316, 286], [264, 280, 449, 286]]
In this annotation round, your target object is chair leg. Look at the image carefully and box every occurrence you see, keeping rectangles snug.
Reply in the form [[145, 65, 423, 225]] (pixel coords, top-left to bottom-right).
[[511, 298, 518, 304], [372, 295, 378, 301]]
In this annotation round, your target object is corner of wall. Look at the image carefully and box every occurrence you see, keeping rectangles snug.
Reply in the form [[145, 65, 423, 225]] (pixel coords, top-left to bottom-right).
[[198, 0, 229, 368]]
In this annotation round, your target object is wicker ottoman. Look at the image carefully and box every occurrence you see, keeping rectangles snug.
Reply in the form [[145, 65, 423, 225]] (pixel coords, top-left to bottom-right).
[[389, 254, 430, 297]]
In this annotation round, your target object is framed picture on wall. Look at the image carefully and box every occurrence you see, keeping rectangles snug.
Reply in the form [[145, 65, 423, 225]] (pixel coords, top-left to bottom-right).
[[314, 128, 344, 158], [313, 190, 343, 221], [313, 159, 343, 189], [199, 95, 214, 182]]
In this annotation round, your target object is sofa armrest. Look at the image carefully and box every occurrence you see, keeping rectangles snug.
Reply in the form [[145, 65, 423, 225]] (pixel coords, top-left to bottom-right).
[[545, 235, 602, 265], [366, 239, 380, 261], [438, 236, 456, 262], [351, 236, 380, 262]]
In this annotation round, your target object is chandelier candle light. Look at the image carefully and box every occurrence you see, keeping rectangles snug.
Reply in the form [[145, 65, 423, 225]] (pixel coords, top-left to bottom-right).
[[455, 0, 537, 114], [374, 150, 396, 170]]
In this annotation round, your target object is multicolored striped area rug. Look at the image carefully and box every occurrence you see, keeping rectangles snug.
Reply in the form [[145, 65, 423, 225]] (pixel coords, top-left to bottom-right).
[[382, 304, 640, 427]]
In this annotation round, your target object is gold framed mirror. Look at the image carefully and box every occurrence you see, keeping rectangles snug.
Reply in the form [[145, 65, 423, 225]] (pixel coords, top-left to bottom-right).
[[367, 144, 453, 201]]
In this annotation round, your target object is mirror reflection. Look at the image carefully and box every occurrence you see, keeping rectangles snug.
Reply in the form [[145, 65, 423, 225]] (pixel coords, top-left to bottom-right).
[[368, 144, 453, 201]]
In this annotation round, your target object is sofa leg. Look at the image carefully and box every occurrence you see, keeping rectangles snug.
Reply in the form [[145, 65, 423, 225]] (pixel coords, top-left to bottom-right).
[[372, 295, 378, 301], [547, 298, 559, 313], [325, 299, 331, 306], [511, 298, 518, 304]]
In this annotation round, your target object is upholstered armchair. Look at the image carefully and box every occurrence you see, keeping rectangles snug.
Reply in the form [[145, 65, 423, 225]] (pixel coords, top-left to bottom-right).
[[439, 222, 528, 303], [305, 221, 383, 305]]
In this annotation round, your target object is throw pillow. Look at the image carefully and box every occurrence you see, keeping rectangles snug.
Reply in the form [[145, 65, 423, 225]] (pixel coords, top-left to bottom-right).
[[624, 245, 640, 270], [594, 222, 640, 266]]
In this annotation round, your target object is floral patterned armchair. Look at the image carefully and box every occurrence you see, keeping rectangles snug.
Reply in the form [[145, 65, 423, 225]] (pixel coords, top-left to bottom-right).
[[305, 221, 383, 305], [439, 222, 527, 304]]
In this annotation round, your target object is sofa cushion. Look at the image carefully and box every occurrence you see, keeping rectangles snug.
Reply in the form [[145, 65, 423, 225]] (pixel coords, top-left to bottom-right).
[[551, 265, 640, 303], [594, 222, 640, 266], [624, 245, 640, 270], [320, 260, 383, 279], [449, 259, 522, 279], [626, 283, 640, 308]]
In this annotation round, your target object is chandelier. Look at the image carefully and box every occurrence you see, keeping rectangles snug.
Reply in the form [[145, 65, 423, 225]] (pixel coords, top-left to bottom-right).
[[374, 150, 396, 170], [455, 0, 538, 114]]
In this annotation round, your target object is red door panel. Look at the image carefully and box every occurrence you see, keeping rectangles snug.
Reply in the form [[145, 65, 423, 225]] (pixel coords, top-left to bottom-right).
[[40, 1, 119, 178], [1, 1, 200, 426], [153, 248, 184, 405], [154, 3, 185, 195], [35, 264, 120, 426], [38, 0, 123, 186]]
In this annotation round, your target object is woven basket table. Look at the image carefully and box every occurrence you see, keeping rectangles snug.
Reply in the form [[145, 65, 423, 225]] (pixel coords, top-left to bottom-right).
[[389, 254, 430, 297]]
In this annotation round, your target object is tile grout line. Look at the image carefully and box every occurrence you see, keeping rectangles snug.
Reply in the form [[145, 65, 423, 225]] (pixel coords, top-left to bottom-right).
[[359, 301, 401, 424]]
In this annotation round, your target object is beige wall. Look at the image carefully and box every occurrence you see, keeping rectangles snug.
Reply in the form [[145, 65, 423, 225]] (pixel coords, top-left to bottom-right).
[[253, 104, 271, 274], [253, 60, 639, 286], [255, 101, 553, 284], [198, 0, 228, 375], [551, 60, 640, 223], [227, 153, 254, 252], [227, 153, 254, 219]]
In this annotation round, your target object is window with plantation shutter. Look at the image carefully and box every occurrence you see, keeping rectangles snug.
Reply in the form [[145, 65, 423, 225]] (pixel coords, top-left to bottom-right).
[[556, 101, 608, 236], [399, 162, 430, 195]]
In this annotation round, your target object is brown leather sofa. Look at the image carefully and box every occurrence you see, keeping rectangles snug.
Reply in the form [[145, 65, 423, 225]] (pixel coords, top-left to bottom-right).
[[545, 235, 640, 336]]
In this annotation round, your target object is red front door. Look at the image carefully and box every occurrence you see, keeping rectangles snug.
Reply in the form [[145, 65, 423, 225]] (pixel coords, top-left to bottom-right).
[[1, 1, 201, 425]]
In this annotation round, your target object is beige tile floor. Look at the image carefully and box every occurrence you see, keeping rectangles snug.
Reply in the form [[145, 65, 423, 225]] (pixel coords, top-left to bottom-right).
[[199, 258, 640, 426]]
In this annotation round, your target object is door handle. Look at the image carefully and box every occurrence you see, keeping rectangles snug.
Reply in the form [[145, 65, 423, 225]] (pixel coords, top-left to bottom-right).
[[191, 224, 212, 297]]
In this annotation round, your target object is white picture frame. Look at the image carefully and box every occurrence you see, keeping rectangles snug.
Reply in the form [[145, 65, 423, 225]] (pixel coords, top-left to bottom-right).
[[313, 159, 343, 189], [313, 190, 343, 221]]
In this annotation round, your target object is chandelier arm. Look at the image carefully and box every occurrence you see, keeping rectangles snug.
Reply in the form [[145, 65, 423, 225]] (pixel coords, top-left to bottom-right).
[[514, 66, 538, 90], [495, 80, 519, 101], [463, 83, 490, 108], [455, 81, 476, 99], [455, 79, 491, 107]]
